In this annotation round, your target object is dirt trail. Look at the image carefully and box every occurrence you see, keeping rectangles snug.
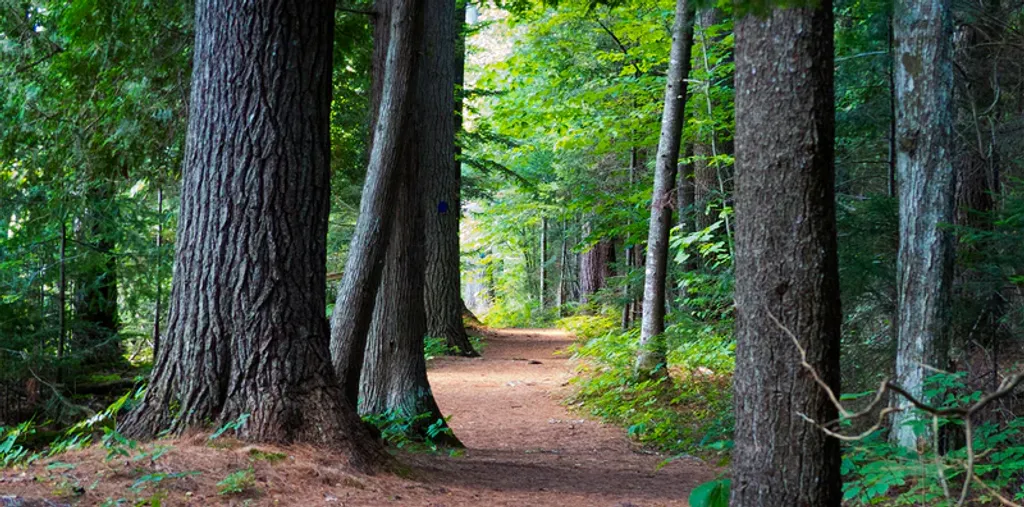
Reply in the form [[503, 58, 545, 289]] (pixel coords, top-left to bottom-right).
[[403, 328, 715, 506], [0, 328, 715, 506]]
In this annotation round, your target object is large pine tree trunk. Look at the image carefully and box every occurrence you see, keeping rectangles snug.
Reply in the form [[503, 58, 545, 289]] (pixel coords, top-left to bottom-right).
[[731, 2, 842, 505], [635, 0, 695, 377], [121, 0, 390, 472], [889, 0, 956, 449], [423, 0, 477, 357], [330, 0, 422, 402]]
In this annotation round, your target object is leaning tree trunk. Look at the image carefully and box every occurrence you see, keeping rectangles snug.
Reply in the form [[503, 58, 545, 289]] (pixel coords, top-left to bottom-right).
[[359, 151, 460, 446], [889, 0, 956, 449], [120, 0, 390, 472], [357, 0, 460, 446], [331, 0, 422, 402], [731, 2, 842, 505], [423, 0, 478, 357], [635, 0, 695, 378]]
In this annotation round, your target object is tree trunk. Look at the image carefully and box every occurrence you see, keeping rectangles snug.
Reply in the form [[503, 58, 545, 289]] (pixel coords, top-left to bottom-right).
[[635, 0, 695, 378], [359, 148, 459, 446], [422, 0, 477, 357], [358, 0, 460, 445], [579, 229, 614, 305], [73, 188, 122, 371], [121, 0, 390, 473], [676, 146, 696, 302], [731, 2, 842, 505], [331, 0, 423, 401], [889, 0, 956, 449]]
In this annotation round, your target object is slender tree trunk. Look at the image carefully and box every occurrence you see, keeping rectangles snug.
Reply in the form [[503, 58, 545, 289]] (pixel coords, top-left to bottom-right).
[[887, 10, 897, 199], [359, 148, 459, 446], [731, 2, 842, 505], [889, 0, 956, 449], [539, 217, 547, 312], [357, 0, 460, 445], [635, 0, 695, 377], [331, 0, 423, 401], [675, 146, 696, 303], [557, 219, 567, 315], [73, 187, 122, 370], [153, 188, 163, 361], [422, 0, 477, 357], [121, 0, 390, 473], [57, 220, 66, 381]]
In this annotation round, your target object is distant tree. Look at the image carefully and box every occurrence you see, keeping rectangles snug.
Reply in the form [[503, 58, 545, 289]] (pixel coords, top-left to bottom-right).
[[730, 1, 843, 504], [635, 0, 695, 378], [122, 0, 390, 471], [889, 0, 956, 448]]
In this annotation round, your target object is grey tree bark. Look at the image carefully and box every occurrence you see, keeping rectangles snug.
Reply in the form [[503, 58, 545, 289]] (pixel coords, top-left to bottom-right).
[[120, 0, 391, 473], [423, 0, 478, 357], [635, 0, 695, 378], [889, 0, 956, 449], [731, 2, 842, 505], [330, 0, 422, 402], [358, 0, 460, 445]]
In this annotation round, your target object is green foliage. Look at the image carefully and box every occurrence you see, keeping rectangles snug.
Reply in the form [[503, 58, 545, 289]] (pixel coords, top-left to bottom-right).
[[843, 372, 1024, 505], [209, 413, 250, 441], [689, 478, 730, 507], [362, 411, 460, 455], [217, 466, 256, 496], [562, 317, 733, 454], [0, 420, 42, 467], [424, 334, 485, 359], [247, 448, 287, 464]]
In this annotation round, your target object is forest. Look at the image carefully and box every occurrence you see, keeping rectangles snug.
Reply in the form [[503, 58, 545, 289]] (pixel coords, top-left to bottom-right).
[[1, 0, 1023, 505]]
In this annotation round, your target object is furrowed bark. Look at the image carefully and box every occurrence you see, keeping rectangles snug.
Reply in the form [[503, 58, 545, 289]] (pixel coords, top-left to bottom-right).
[[731, 2, 843, 504], [423, 0, 478, 357], [330, 0, 422, 402], [121, 0, 391, 473]]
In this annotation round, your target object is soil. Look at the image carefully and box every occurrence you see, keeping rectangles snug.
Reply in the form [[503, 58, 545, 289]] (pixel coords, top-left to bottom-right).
[[0, 328, 715, 506]]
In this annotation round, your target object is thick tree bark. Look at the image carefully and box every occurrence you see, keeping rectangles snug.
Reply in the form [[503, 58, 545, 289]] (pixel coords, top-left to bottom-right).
[[359, 154, 460, 446], [330, 0, 422, 402], [635, 0, 695, 377], [422, 0, 478, 357], [358, 0, 460, 446], [121, 0, 390, 472], [889, 0, 956, 449], [731, 3, 842, 505]]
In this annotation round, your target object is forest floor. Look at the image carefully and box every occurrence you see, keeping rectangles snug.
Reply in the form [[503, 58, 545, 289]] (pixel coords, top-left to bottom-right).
[[0, 328, 715, 506]]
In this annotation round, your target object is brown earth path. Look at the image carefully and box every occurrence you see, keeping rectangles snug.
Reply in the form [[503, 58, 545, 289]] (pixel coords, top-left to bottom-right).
[[0, 328, 716, 506], [402, 327, 716, 506]]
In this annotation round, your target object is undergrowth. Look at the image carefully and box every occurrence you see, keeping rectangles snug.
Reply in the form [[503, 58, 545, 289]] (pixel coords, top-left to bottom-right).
[[559, 315, 734, 459]]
